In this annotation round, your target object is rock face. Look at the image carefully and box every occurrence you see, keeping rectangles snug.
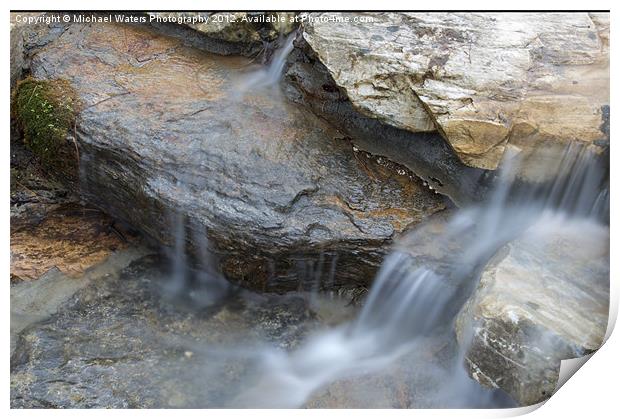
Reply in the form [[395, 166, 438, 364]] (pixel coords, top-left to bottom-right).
[[28, 22, 445, 292], [284, 36, 493, 207], [10, 127, 135, 282], [301, 12, 609, 171], [10, 13, 71, 88], [455, 215, 609, 406], [10, 16, 26, 88], [146, 12, 296, 56], [10, 202, 134, 281]]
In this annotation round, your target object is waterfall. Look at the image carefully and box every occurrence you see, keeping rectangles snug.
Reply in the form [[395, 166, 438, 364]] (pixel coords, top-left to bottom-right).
[[233, 31, 296, 94], [159, 32, 299, 310], [161, 33, 608, 405], [163, 211, 231, 309], [229, 142, 609, 407], [159, 30, 299, 306]]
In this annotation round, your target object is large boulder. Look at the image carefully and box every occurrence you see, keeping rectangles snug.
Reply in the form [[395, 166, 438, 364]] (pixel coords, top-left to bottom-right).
[[454, 215, 609, 406], [283, 35, 493, 207], [300, 12, 609, 172], [27, 22, 445, 292]]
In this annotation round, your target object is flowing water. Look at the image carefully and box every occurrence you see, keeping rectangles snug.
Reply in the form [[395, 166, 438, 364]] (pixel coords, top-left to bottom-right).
[[151, 34, 611, 408], [232, 32, 297, 95], [8, 18, 610, 409]]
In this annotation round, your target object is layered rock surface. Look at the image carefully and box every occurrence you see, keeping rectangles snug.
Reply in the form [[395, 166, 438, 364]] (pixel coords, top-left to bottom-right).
[[28, 22, 445, 292], [301, 12, 610, 171], [10, 13, 69, 87], [455, 215, 609, 405]]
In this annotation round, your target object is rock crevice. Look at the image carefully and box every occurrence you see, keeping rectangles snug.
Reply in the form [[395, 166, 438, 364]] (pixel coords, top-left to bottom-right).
[[298, 12, 610, 172]]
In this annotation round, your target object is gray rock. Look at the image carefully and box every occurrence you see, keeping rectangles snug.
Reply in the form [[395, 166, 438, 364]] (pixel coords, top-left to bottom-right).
[[10, 253, 512, 408], [29, 22, 445, 292], [10, 12, 70, 88], [455, 216, 609, 405], [10, 255, 329, 408], [300, 12, 609, 172], [10, 247, 149, 354], [10, 16, 26, 88]]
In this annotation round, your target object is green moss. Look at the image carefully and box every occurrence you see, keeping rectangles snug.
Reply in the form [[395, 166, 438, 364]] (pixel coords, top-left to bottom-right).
[[13, 78, 78, 161]]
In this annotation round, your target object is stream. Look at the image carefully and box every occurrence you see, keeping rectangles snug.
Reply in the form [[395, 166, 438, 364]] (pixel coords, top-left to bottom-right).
[[10, 24, 610, 409]]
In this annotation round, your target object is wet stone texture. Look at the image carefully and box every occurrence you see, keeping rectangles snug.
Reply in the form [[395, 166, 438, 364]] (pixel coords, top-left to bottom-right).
[[10, 254, 511, 409], [10, 255, 341, 408], [10, 203, 132, 281], [10, 135, 133, 283], [29, 22, 446, 293], [283, 35, 493, 207]]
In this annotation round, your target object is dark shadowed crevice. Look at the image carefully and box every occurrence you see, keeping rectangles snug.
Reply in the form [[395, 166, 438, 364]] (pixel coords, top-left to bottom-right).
[[282, 36, 496, 207]]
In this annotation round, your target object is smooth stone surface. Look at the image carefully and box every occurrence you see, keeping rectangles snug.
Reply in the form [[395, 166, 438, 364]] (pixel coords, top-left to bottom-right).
[[29, 23, 445, 292], [302, 12, 609, 170], [10, 203, 133, 281], [455, 215, 609, 406]]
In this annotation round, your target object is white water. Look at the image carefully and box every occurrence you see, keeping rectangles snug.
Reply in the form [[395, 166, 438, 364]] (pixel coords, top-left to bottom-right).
[[160, 34, 301, 308], [161, 36, 609, 407], [163, 211, 231, 309], [233, 32, 296, 95], [229, 144, 607, 407]]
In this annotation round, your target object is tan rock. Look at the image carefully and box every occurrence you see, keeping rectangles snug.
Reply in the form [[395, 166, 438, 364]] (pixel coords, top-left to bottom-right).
[[10, 204, 131, 281], [302, 12, 609, 170], [455, 215, 609, 405]]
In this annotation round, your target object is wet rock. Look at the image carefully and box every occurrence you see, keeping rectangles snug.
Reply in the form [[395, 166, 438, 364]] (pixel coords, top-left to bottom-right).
[[10, 136, 71, 225], [10, 12, 71, 87], [10, 203, 134, 281], [10, 255, 334, 408], [29, 23, 445, 292], [284, 37, 493, 206], [10, 246, 149, 354], [304, 334, 514, 409], [11, 253, 513, 408], [146, 12, 296, 56], [300, 13, 609, 171], [454, 215, 609, 405], [10, 123, 133, 283]]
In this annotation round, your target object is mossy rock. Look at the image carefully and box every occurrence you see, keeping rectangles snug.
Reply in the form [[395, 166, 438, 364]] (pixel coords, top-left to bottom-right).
[[12, 78, 79, 184]]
